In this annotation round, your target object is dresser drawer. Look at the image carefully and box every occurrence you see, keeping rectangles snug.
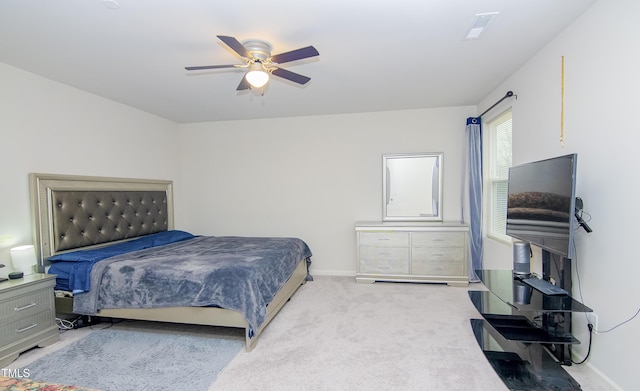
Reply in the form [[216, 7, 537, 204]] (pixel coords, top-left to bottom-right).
[[0, 310, 54, 346], [359, 247, 409, 274], [412, 259, 465, 276], [0, 289, 53, 325], [411, 232, 465, 247], [360, 246, 409, 260], [355, 223, 469, 285], [359, 258, 410, 274], [358, 232, 409, 247], [411, 246, 465, 262]]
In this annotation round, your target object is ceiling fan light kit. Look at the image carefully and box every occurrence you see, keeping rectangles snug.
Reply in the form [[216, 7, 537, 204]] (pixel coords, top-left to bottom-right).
[[245, 62, 270, 88], [185, 35, 319, 93]]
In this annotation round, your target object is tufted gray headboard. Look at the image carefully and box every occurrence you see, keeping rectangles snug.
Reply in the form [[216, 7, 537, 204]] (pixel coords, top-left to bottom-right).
[[29, 173, 174, 272]]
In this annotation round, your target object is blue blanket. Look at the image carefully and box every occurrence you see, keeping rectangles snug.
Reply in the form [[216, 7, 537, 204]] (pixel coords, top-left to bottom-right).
[[71, 236, 312, 335], [48, 230, 195, 293]]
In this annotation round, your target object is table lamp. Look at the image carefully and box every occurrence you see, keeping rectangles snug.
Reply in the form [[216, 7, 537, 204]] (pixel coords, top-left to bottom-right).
[[10, 245, 37, 275]]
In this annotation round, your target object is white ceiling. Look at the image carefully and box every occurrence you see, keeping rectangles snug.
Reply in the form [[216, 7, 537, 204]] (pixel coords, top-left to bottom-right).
[[0, 0, 596, 124]]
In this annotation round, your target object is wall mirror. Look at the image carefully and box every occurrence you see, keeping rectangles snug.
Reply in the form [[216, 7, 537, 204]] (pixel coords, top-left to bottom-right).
[[383, 152, 443, 222]]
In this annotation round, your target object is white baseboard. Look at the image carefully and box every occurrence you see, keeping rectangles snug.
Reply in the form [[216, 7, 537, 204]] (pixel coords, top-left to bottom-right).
[[584, 362, 624, 391], [308, 269, 355, 277], [568, 349, 624, 390]]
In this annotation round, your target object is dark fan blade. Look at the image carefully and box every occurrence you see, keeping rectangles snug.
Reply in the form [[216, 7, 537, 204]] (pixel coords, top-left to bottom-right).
[[236, 75, 250, 91], [270, 46, 319, 64], [271, 67, 311, 85], [217, 35, 252, 59], [185, 64, 238, 71]]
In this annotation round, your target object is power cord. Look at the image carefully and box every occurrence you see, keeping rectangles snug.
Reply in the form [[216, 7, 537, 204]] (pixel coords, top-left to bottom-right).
[[55, 315, 90, 330], [570, 235, 640, 364], [594, 307, 640, 334], [56, 315, 125, 332], [571, 243, 592, 364], [55, 315, 108, 330], [56, 317, 77, 330], [572, 323, 593, 364]]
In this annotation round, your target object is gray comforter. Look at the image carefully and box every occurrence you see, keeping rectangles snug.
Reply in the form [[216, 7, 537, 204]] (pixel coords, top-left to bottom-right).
[[73, 236, 312, 335]]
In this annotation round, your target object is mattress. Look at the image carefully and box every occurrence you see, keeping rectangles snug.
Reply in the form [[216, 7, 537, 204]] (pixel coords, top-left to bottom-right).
[[47, 231, 312, 335]]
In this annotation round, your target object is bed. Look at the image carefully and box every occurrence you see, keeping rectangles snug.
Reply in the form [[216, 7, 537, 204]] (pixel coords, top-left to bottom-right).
[[29, 173, 312, 351]]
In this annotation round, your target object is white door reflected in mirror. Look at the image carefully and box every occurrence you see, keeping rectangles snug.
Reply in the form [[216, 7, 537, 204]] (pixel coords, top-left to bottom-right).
[[383, 153, 443, 222]]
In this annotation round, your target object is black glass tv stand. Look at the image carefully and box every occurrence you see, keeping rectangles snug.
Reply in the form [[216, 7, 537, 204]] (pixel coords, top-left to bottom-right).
[[469, 268, 592, 391]]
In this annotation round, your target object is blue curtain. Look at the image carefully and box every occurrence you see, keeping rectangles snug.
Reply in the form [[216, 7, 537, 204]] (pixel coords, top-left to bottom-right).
[[463, 117, 483, 282]]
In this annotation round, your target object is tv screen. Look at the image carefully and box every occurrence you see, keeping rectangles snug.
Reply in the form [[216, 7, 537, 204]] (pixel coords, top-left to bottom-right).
[[506, 154, 577, 259]]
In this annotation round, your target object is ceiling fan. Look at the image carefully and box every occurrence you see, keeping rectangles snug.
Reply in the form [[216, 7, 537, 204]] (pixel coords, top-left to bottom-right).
[[185, 35, 319, 91]]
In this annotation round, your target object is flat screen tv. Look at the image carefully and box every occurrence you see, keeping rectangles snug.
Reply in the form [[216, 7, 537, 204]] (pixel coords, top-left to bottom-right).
[[506, 154, 578, 259]]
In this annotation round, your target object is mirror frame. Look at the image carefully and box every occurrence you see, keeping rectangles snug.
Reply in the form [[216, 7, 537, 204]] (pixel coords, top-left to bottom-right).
[[382, 152, 443, 222]]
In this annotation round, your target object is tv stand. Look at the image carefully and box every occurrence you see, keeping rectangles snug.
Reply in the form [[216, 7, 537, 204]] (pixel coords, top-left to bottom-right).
[[541, 250, 576, 364], [469, 253, 592, 390]]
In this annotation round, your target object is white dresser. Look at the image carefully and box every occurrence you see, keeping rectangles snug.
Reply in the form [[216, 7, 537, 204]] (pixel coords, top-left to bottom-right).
[[355, 222, 469, 286], [0, 273, 59, 367]]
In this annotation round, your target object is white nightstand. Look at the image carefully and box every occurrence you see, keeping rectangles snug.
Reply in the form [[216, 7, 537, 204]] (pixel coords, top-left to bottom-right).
[[0, 273, 59, 367]]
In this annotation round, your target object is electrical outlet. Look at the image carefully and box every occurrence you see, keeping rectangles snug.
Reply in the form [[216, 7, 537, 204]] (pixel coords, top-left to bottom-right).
[[586, 312, 598, 332]]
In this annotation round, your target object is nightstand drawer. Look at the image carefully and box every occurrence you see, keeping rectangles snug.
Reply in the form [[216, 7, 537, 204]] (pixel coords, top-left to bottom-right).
[[0, 310, 54, 346], [0, 274, 59, 367], [0, 289, 53, 325]]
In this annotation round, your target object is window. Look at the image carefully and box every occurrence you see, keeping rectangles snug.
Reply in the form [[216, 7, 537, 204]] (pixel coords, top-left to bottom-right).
[[487, 110, 512, 242]]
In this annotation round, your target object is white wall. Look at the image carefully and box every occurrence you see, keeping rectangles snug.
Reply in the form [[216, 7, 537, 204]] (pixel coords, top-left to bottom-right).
[[0, 63, 180, 274], [176, 106, 475, 275], [0, 58, 475, 284], [5, 3, 632, 385], [480, 1, 639, 389]]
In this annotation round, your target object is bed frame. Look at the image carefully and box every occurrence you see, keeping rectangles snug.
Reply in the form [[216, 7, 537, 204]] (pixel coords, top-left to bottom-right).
[[29, 173, 308, 351]]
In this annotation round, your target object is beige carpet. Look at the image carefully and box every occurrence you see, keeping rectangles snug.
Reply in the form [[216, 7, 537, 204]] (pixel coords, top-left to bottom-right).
[[211, 276, 501, 390], [212, 276, 617, 391], [9, 276, 616, 391]]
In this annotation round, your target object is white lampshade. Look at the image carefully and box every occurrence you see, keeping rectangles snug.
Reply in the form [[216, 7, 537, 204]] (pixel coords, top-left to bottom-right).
[[10, 245, 37, 275], [245, 63, 269, 88]]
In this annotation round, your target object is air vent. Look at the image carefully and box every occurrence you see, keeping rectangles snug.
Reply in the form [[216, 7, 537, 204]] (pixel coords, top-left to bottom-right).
[[465, 12, 499, 39]]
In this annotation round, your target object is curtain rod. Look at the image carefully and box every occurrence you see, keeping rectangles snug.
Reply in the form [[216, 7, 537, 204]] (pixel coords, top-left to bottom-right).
[[479, 91, 516, 118]]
